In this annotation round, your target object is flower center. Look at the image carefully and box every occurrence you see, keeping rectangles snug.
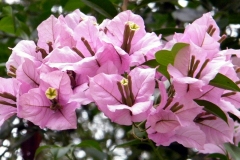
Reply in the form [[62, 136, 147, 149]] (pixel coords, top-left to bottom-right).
[[121, 21, 140, 54], [128, 21, 140, 31], [120, 78, 128, 86], [45, 87, 58, 100]]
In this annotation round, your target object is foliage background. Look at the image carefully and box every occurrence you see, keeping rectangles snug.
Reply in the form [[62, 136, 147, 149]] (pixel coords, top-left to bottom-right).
[[0, 0, 240, 159]]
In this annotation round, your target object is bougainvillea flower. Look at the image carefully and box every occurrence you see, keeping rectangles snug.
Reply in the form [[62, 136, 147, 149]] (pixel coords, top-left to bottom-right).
[[19, 70, 78, 130], [101, 10, 146, 48], [69, 83, 93, 105], [57, 9, 97, 48], [89, 67, 155, 125], [193, 12, 221, 41], [130, 32, 162, 66], [146, 116, 206, 150], [164, 12, 224, 59], [168, 43, 227, 97], [147, 99, 205, 149], [195, 115, 234, 145], [73, 18, 101, 57], [0, 78, 18, 126], [16, 58, 41, 88], [44, 46, 82, 71], [37, 15, 61, 52], [100, 10, 162, 66], [6, 40, 42, 77], [95, 43, 130, 74]]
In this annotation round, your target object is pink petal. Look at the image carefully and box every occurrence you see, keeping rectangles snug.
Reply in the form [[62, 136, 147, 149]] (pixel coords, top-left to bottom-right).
[[44, 102, 78, 130], [196, 116, 234, 144], [20, 88, 77, 130], [45, 46, 82, 71], [65, 9, 96, 30], [16, 59, 40, 87], [73, 19, 101, 57], [105, 10, 146, 46], [37, 15, 61, 51], [107, 105, 132, 125], [89, 73, 122, 113], [130, 67, 155, 102], [173, 125, 206, 150], [130, 32, 162, 65], [0, 106, 16, 126], [96, 44, 130, 74], [0, 78, 18, 126], [70, 83, 93, 105], [19, 88, 52, 128], [73, 57, 99, 84], [193, 12, 221, 40], [97, 61, 118, 74], [153, 109, 180, 133], [131, 101, 152, 122], [199, 143, 226, 154], [183, 23, 207, 46], [6, 40, 41, 72], [40, 70, 73, 104], [175, 98, 202, 126]]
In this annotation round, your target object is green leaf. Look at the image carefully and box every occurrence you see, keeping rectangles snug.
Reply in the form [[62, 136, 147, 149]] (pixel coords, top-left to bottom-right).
[[0, 16, 15, 34], [142, 59, 159, 68], [2, 6, 13, 16], [208, 153, 228, 160], [154, 28, 184, 36], [224, 143, 240, 160], [84, 148, 107, 160], [209, 73, 240, 92], [154, 43, 188, 79], [34, 145, 52, 158], [81, 0, 118, 18], [113, 139, 143, 150], [157, 65, 170, 80], [142, 59, 170, 79], [194, 99, 228, 124], [64, 0, 85, 11], [50, 145, 73, 160], [76, 140, 102, 151], [155, 43, 189, 66]]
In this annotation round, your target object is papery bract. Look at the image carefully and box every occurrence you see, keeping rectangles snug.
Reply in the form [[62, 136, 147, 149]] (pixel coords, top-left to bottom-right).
[[6, 40, 42, 74], [73, 19, 101, 57], [89, 67, 155, 125], [44, 46, 82, 71], [16, 58, 41, 88], [19, 88, 77, 130], [19, 70, 78, 130], [195, 116, 234, 144], [0, 78, 18, 126], [102, 10, 146, 47], [37, 15, 61, 51]]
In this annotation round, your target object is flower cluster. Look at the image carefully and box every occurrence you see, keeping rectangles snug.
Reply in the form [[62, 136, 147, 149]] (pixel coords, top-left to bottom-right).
[[1, 9, 240, 153]]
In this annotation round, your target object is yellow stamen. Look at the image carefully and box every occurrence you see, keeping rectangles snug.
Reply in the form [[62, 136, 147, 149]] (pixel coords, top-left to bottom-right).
[[120, 78, 128, 86], [45, 87, 58, 100], [128, 21, 140, 31]]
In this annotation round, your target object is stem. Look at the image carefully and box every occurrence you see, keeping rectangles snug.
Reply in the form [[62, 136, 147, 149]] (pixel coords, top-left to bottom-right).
[[148, 140, 164, 160], [122, 0, 128, 11], [132, 125, 148, 141]]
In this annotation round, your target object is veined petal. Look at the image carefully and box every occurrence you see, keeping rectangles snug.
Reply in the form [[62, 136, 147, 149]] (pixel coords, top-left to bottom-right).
[[130, 67, 155, 102], [107, 104, 132, 125]]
